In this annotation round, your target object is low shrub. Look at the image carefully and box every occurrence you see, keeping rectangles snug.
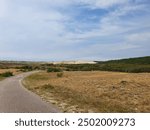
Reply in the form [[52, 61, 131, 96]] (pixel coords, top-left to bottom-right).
[[57, 72, 63, 78], [47, 68, 62, 72], [0, 72, 13, 77]]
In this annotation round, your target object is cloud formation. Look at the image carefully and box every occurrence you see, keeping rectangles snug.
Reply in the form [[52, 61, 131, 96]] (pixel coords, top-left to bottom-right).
[[0, 0, 150, 61]]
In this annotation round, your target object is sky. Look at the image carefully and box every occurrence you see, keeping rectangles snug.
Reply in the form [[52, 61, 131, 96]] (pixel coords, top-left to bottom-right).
[[0, 0, 150, 61]]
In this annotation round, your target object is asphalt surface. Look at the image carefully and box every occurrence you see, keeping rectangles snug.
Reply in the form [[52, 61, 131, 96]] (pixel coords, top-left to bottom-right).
[[0, 71, 60, 113]]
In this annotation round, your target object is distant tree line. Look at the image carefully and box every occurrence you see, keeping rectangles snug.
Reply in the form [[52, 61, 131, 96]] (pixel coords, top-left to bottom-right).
[[0, 56, 150, 73]]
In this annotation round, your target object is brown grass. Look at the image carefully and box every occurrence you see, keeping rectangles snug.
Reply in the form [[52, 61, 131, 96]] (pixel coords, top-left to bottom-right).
[[0, 69, 20, 75], [23, 71, 150, 113], [0, 69, 21, 81]]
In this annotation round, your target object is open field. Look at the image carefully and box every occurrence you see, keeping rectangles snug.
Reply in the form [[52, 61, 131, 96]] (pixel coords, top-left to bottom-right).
[[1, 57, 150, 112], [23, 71, 150, 113]]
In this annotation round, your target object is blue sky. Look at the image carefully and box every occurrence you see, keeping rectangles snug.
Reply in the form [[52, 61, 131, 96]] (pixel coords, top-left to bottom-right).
[[0, 0, 150, 61]]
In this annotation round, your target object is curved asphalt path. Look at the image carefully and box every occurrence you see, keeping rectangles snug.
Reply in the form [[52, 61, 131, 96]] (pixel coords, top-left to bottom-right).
[[0, 71, 60, 113]]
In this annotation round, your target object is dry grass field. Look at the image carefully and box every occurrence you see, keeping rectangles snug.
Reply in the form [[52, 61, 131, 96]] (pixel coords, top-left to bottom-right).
[[23, 71, 150, 113], [0, 69, 20, 81], [0, 69, 20, 74]]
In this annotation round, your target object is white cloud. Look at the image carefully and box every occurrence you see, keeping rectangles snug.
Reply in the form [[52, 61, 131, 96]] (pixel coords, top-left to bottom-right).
[[78, 0, 129, 9], [68, 1, 149, 40], [0, 0, 8, 17], [0, 0, 150, 61], [126, 32, 150, 43]]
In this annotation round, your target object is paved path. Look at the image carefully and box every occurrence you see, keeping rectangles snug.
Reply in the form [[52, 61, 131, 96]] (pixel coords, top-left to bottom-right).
[[0, 72, 60, 113]]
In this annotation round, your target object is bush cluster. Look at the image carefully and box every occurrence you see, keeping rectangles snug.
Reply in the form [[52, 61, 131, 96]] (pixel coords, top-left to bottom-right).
[[47, 68, 62, 72], [0, 72, 13, 77], [62, 63, 150, 73]]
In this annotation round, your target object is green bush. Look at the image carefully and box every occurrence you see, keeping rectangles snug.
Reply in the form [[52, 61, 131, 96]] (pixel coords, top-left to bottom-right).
[[62, 63, 150, 73], [23, 65, 33, 70], [47, 68, 62, 72], [0, 72, 13, 77]]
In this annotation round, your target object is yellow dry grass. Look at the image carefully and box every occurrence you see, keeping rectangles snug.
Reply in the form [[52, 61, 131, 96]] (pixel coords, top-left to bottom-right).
[[0, 69, 21, 81], [0, 69, 20, 75], [23, 71, 150, 113]]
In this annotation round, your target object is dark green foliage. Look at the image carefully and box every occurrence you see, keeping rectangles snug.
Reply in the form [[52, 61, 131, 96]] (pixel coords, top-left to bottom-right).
[[62, 56, 150, 73], [0, 72, 13, 77], [47, 67, 62, 72], [96, 56, 150, 65], [21, 65, 33, 71], [20, 65, 40, 72], [62, 63, 150, 73], [62, 64, 99, 71]]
